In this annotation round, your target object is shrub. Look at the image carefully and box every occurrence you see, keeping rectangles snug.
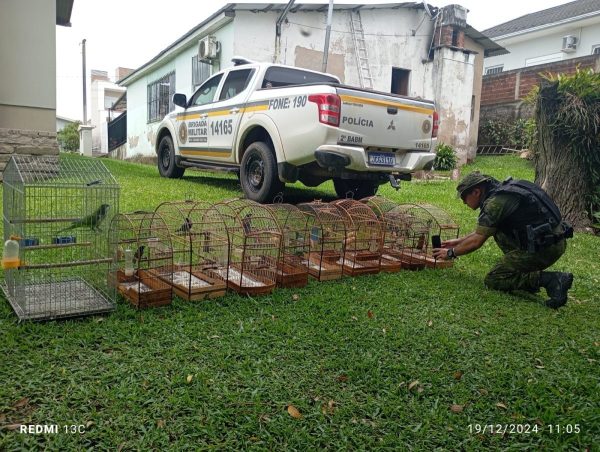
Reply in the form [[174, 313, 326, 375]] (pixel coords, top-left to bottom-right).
[[433, 143, 457, 170], [57, 121, 81, 152]]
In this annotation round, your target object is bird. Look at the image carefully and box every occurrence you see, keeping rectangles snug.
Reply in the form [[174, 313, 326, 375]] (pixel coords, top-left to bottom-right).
[[242, 213, 252, 234], [133, 245, 145, 265], [175, 217, 193, 234], [58, 204, 110, 233]]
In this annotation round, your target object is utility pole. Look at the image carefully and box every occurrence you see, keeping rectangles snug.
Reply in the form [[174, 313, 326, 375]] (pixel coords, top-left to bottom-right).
[[322, 0, 334, 72], [81, 38, 87, 124]]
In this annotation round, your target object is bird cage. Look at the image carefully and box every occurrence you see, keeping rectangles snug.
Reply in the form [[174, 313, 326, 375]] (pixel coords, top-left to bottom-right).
[[330, 198, 382, 276], [1, 155, 119, 321], [266, 202, 310, 288], [211, 199, 281, 296], [108, 211, 173, 308], [297, 201, 346, 281], [393, 203, 456, 269], [154, 200, 228, 301], [361, 196, 404, 272]]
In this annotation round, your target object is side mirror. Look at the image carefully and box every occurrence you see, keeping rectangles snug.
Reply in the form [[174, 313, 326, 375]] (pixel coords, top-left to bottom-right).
[[173, 93, 187, 108]]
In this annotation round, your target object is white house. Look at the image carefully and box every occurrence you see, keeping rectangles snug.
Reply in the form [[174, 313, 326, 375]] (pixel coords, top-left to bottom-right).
[[118, 2, 505, 163], [482, 0, 600, 74]]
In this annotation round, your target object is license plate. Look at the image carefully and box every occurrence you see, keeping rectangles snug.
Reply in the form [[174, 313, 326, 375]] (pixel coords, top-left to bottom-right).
[[368, 152, 395, 166]]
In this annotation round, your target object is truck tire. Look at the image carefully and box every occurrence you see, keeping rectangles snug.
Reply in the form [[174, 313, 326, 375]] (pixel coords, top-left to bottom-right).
[[240, 141, 284, 203], [157, 135, 185, 178], [333, 178, 378, 200]]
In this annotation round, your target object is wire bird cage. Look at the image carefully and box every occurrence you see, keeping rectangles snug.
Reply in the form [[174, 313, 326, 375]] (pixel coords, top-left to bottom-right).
[[211, 199, 281, 296], [108, 211, 173, 308], [393, 203, 459, 269], [154, 200, 228, 300], [297, 201, 346, 281], [266, 203, 310, 288], [1, 155, 119, 321], [331, 198, 383, 276]]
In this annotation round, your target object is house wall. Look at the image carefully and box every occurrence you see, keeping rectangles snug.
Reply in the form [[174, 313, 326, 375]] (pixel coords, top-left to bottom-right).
[[484, 20, 600, 72], [91, 80, 126, 153]]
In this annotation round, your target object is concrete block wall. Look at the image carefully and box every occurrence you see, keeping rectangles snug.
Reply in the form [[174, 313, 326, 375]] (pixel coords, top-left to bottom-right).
[[0, 128, 59, 181]]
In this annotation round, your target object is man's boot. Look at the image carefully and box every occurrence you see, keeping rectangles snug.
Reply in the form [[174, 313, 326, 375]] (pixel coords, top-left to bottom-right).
[[539, 271, 573, 308]]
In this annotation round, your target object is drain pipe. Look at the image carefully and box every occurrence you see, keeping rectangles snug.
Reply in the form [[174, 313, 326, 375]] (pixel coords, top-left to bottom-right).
[[322, 0, 334, 72], [274, 0, 296, 63]]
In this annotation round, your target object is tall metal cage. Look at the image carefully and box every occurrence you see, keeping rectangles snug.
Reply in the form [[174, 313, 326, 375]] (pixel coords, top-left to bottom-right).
[[154, 200, 228, 301], [108, 211, 173, 308], [212, 199, 281, 296], [361, 196, 404, 272], [266, 202, 310, 288], [394, 203, 458, 269], [297, 201, 346, 281], [1, 155, 119, 321], [331, 198, 383, 276]]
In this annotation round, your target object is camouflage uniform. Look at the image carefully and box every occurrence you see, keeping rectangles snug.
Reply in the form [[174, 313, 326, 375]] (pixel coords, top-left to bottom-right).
[[476, 192, 566, 293]]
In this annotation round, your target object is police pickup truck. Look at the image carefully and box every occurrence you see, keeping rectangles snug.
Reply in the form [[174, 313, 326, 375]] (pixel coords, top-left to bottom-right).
[[156, 58, 438, 203]]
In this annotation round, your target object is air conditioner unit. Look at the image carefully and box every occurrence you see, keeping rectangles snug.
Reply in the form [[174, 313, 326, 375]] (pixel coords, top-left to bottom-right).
[[561, 35, 578, 53], [198, 36, 221, 60]]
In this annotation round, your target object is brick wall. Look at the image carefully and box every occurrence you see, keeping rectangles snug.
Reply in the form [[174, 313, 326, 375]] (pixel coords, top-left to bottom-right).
[[0, 128, 59, 181], [482, 55, 599, 106]]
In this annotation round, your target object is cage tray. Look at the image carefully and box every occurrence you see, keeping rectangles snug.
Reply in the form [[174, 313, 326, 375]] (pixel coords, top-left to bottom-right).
[[208, 265, 275, 296], [114, 269, 172, 308], [379, 251, 403, 273], [155, 268, 226, 301], [1, 278, 114, 321], [404, 251, 454, 269], [303, 252, 343, 281], [262, 255, 308, 288], [337, 255, 380, 277]]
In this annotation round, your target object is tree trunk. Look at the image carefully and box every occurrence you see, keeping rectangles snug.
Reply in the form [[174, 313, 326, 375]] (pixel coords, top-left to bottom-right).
[[534, 81, 591, 228]]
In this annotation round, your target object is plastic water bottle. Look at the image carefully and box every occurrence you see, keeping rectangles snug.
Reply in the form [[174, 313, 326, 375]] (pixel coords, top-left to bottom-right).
[[2, 236, 21, 269], [124, 248, 134, 276]]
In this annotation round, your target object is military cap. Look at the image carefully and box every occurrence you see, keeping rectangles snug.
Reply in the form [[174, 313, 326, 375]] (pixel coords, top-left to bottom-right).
[[456, 171, 495, 198]]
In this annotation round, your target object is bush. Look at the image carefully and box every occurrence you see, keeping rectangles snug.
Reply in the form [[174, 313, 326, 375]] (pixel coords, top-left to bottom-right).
[[57, 121, 81, 152], [478, 118, 536, 148], [433, 142, 457, 171]]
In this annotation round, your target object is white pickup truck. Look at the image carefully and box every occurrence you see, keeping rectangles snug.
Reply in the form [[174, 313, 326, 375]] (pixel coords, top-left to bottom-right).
[[156, 58, 438, 203]]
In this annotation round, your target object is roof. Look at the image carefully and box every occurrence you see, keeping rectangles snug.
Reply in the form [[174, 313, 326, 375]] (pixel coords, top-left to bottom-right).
[[56, 0, 74, 27], [483, 0, 600, 39], [464, 25, 508, 57]]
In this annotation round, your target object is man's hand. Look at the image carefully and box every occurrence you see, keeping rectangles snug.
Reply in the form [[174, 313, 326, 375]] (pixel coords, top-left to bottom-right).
[[432, 247, 451, 260], [441, 237, 462, 248]]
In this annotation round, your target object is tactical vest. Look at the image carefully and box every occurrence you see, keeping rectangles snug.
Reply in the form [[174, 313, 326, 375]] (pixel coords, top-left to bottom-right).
[[486, 178, 572, 252]]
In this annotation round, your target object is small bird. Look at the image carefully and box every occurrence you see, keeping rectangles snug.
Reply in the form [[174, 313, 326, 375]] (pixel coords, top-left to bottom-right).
[[133, 245, 145, 265], [242, 213, 252, 234], [175, 217, 193, 234], [59, 204, 110, 233]]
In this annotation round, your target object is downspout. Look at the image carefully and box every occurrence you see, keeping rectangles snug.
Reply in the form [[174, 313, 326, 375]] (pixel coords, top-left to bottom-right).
[[274, 0, 296, 63]]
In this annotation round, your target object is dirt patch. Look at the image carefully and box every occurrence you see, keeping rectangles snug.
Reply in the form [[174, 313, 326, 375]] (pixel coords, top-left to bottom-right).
[[126, 154, 157, 166]]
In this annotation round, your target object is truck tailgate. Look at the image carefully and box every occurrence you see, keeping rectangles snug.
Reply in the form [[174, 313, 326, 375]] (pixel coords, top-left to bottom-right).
[[336, 86, 435, 152]]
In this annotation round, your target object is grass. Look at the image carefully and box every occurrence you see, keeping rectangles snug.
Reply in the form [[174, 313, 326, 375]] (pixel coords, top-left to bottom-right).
[[0, 155, 598, 450]]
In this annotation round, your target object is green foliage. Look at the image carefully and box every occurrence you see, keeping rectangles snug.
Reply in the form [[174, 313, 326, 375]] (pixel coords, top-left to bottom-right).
[[478, 118, 536, 149], [433, 142, 457, 171], [57, 121, 81, 152]]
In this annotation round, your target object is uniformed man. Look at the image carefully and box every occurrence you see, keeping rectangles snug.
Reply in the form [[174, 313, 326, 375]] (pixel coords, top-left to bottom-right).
[[432, 171, 573, 308]]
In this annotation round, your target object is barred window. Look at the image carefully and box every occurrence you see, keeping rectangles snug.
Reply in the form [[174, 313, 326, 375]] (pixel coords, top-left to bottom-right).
[[147, 71, 175, 123], [192, 55, 212, 89], [485, 65, 503, 75]]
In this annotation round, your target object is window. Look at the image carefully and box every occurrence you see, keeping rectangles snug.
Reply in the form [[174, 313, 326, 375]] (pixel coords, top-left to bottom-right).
[[189, 73, 223, 107], [391, 68, 410, 96], [485, 65, 503, 75], [525, 53, 562, 67], [147, 72, 175, 123], [219, 69, 254, 101], [593, 45, 600, 55], [192, 55, 212, 88], [262, 67, 338, 88]]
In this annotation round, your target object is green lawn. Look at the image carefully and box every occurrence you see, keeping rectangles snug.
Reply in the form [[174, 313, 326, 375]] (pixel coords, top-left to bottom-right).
[[1, 155, 598, 450]]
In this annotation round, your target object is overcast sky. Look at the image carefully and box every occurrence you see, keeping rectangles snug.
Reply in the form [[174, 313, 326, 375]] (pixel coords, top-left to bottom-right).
[[56, 0, 572, 120]]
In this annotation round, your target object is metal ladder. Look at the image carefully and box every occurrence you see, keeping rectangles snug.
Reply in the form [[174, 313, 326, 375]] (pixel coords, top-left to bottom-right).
[[349, 10, 373, 89]]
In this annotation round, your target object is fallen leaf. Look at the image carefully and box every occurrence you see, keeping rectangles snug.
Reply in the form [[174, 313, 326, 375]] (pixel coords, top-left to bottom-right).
[[453, 370, 463, 381], [157, 419, 165, 428], [427, 320, 433, 327], [287, 405, 302, 419], [292, 294, 299, 301], [478, 388, 489, 396], [186, 374, 193, 384], [322, 400, 336, 415], [496, 402, 508, 410], [534, 358, 545, 369], [408, 380, 420, 391], [594, 342, 599, 347], [450, 404, 464, 413], [351, 316, 358, 321], [367, 310, 374, 319], [94, 317, 104, 323], [13, 397, 29, 409], [474, 330, 481, 336], [382, 328, 386, 334], [85, 421, 94, 428], [417, 386, 424, 393], [336, 374, 349, 383], [117, 443, 126, 452], [209, 335, 220, 339]]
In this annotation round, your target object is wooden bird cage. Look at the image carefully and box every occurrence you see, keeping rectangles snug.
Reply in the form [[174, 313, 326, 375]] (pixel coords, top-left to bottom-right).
[[361, 196, 404, 272], [154, 200, 228, 301], [330, 198, 382, 276], [108, 211, 173, 308], [211, 199, 281, 296], [266, 203, 310, 288], [1, 155, 119, 321], [393, 203, 457, 269], [297, 201, 346, 281]]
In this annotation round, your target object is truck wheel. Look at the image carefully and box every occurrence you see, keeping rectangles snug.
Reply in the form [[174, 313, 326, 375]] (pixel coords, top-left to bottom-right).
[[333, 178, 378, 199], [157, 135, 185, 178], [240, 141, 284, 203]]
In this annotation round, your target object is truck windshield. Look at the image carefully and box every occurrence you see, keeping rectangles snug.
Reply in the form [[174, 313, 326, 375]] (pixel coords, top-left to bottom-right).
[[262, 67, 339, 88]]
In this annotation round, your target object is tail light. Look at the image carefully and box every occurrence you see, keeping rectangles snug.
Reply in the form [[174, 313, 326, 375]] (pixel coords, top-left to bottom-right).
[[432, 111, 439, 138], [308, 93, 341, 127]]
